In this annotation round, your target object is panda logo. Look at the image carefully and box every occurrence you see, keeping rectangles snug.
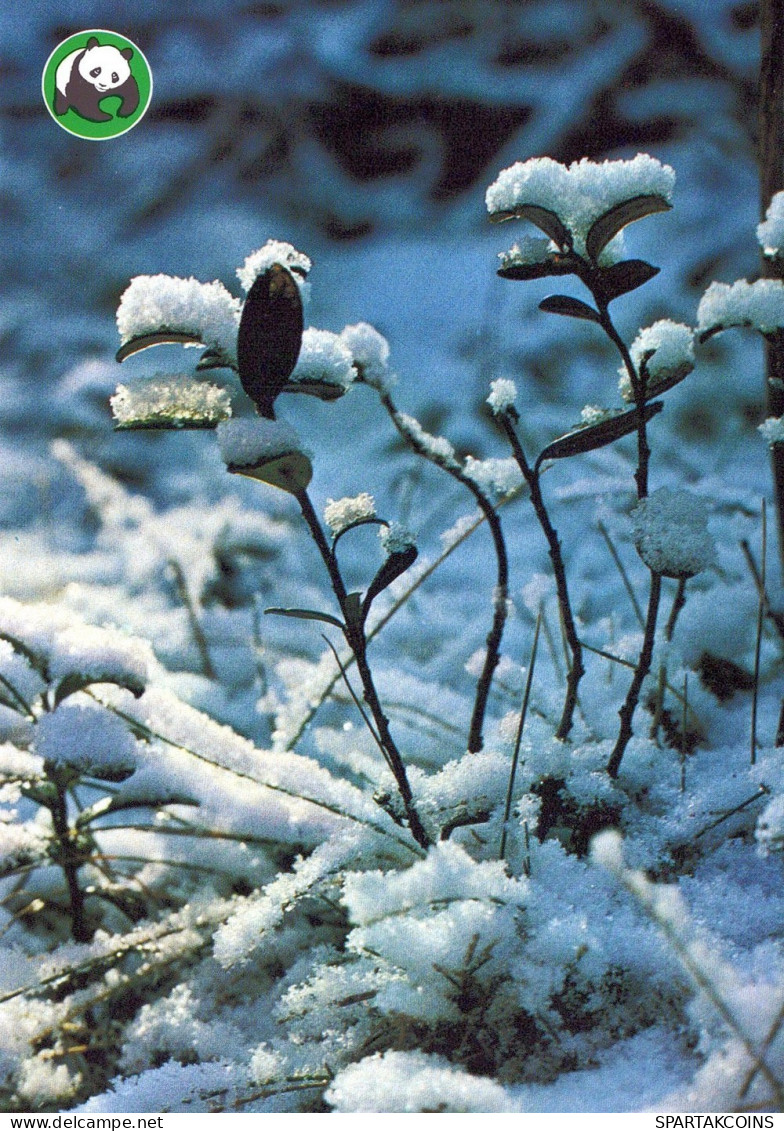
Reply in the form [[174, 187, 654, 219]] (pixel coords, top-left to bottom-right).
[[54, 37, 139, 122], [42, 31, 152, 139]]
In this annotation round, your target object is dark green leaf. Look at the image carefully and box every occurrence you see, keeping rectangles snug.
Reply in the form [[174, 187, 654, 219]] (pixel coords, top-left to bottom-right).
[[489, 203, 572, 250], [264, 607, 344, 630], [597, 259, 660, 302], [332, 517, 388, 553], [539, 295, 601, 323], [585, 195, 671, 262], [237, 265, 304, 419], [53, 672, 145, 708], [362, 545, 418, 619], [497, 258, 577, 282], [536, 402, 663, 467], [116, 331, 207, 363]]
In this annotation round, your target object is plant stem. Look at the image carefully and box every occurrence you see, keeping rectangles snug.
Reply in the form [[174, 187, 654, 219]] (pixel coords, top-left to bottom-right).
[[760, 0, 784, 563], [597, 305, 650, 500], [375, 390, 509, 753], [294, 488, 431, 848], [607, 571, 662, 778], [48, 777, 90, 943], [499, 412, 584, 739]]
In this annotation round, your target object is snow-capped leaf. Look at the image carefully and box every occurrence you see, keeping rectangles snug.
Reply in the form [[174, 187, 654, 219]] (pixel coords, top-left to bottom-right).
[[585, 194, 671, 261], [362, 545, 418, 619], [538, 295, 601, 322], [237, 265, 304, 419]]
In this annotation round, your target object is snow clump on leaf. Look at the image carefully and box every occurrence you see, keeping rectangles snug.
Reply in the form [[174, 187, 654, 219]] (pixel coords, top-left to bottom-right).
[[339, 322, 392, 390], [116, 276, 241, 357], [486, 154, 675, 256], [379, 522, 416, 555], [759, 417, 784, 447], [697, 278, 784, 336], [631, 488, 716, 578], [236, 240, 312, 292], [289, 329, 355, 392], [110, 377, 232, 429], [216, 417, 307, 470], [619, 320, 695, 401], [323, 493, 376, 536], [34, 701, 138, 777]]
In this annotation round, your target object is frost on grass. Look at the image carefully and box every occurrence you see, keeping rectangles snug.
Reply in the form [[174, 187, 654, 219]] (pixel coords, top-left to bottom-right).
[[339, 322, 391, 390], [486, 154, 675, 256], [116, 276, 241, 358], [487, 378, 518, 415], [757, 191, 784, 258], [620, 321, 695, 401], [216, 418, 306, 470], [236, 240, 312, 291], [110, 377, 232, 430], [323, 493, 376, 536], [631, 489, 716, 579], [289, 329, 355, 392], [697, 278, 784, 336]]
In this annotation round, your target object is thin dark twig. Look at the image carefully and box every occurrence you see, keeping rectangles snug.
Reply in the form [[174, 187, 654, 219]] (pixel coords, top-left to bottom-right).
[[741, 538, 784, 641], [168, 558, 216, 680], [751, 500, 767, 766], [607, 571, 663, 778], [374, 389, 510, 754], [500, 612, 541, 861], [320, 633, 388, 765], [294, 488, 431, 849], [499, 411, 584, 739], [665, 577, 688, 642]]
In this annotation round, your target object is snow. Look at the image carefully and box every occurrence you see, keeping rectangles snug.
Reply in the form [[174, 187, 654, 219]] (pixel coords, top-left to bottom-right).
[[379, 522, 417, 555], [116, 276, 241, 358], [289, 328, 355, 391], [487, 378, 518, 415], [323, 493, 376, 535], [110, 377, 232, 429], [759, 417, 784, 447], [498, 236, 556, 268], [33, 701, 139, 777], [757, 191, 784, 258], [216, 417, 305, 469], [620, 320, 695, 400], [631, 488, 717, 578], [236, 240, 312, 292], [697, 278, 784, 336], [339, 322, 392, 390], [462, 455, 524, 498], [486, 154, 675, 255]]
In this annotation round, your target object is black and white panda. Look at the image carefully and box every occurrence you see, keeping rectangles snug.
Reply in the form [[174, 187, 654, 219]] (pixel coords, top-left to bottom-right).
[[54, 37, 140, 123]]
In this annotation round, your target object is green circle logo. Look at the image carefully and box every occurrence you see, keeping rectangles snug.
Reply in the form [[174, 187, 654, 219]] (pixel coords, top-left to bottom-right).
[[42, 30, 152, 140]]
